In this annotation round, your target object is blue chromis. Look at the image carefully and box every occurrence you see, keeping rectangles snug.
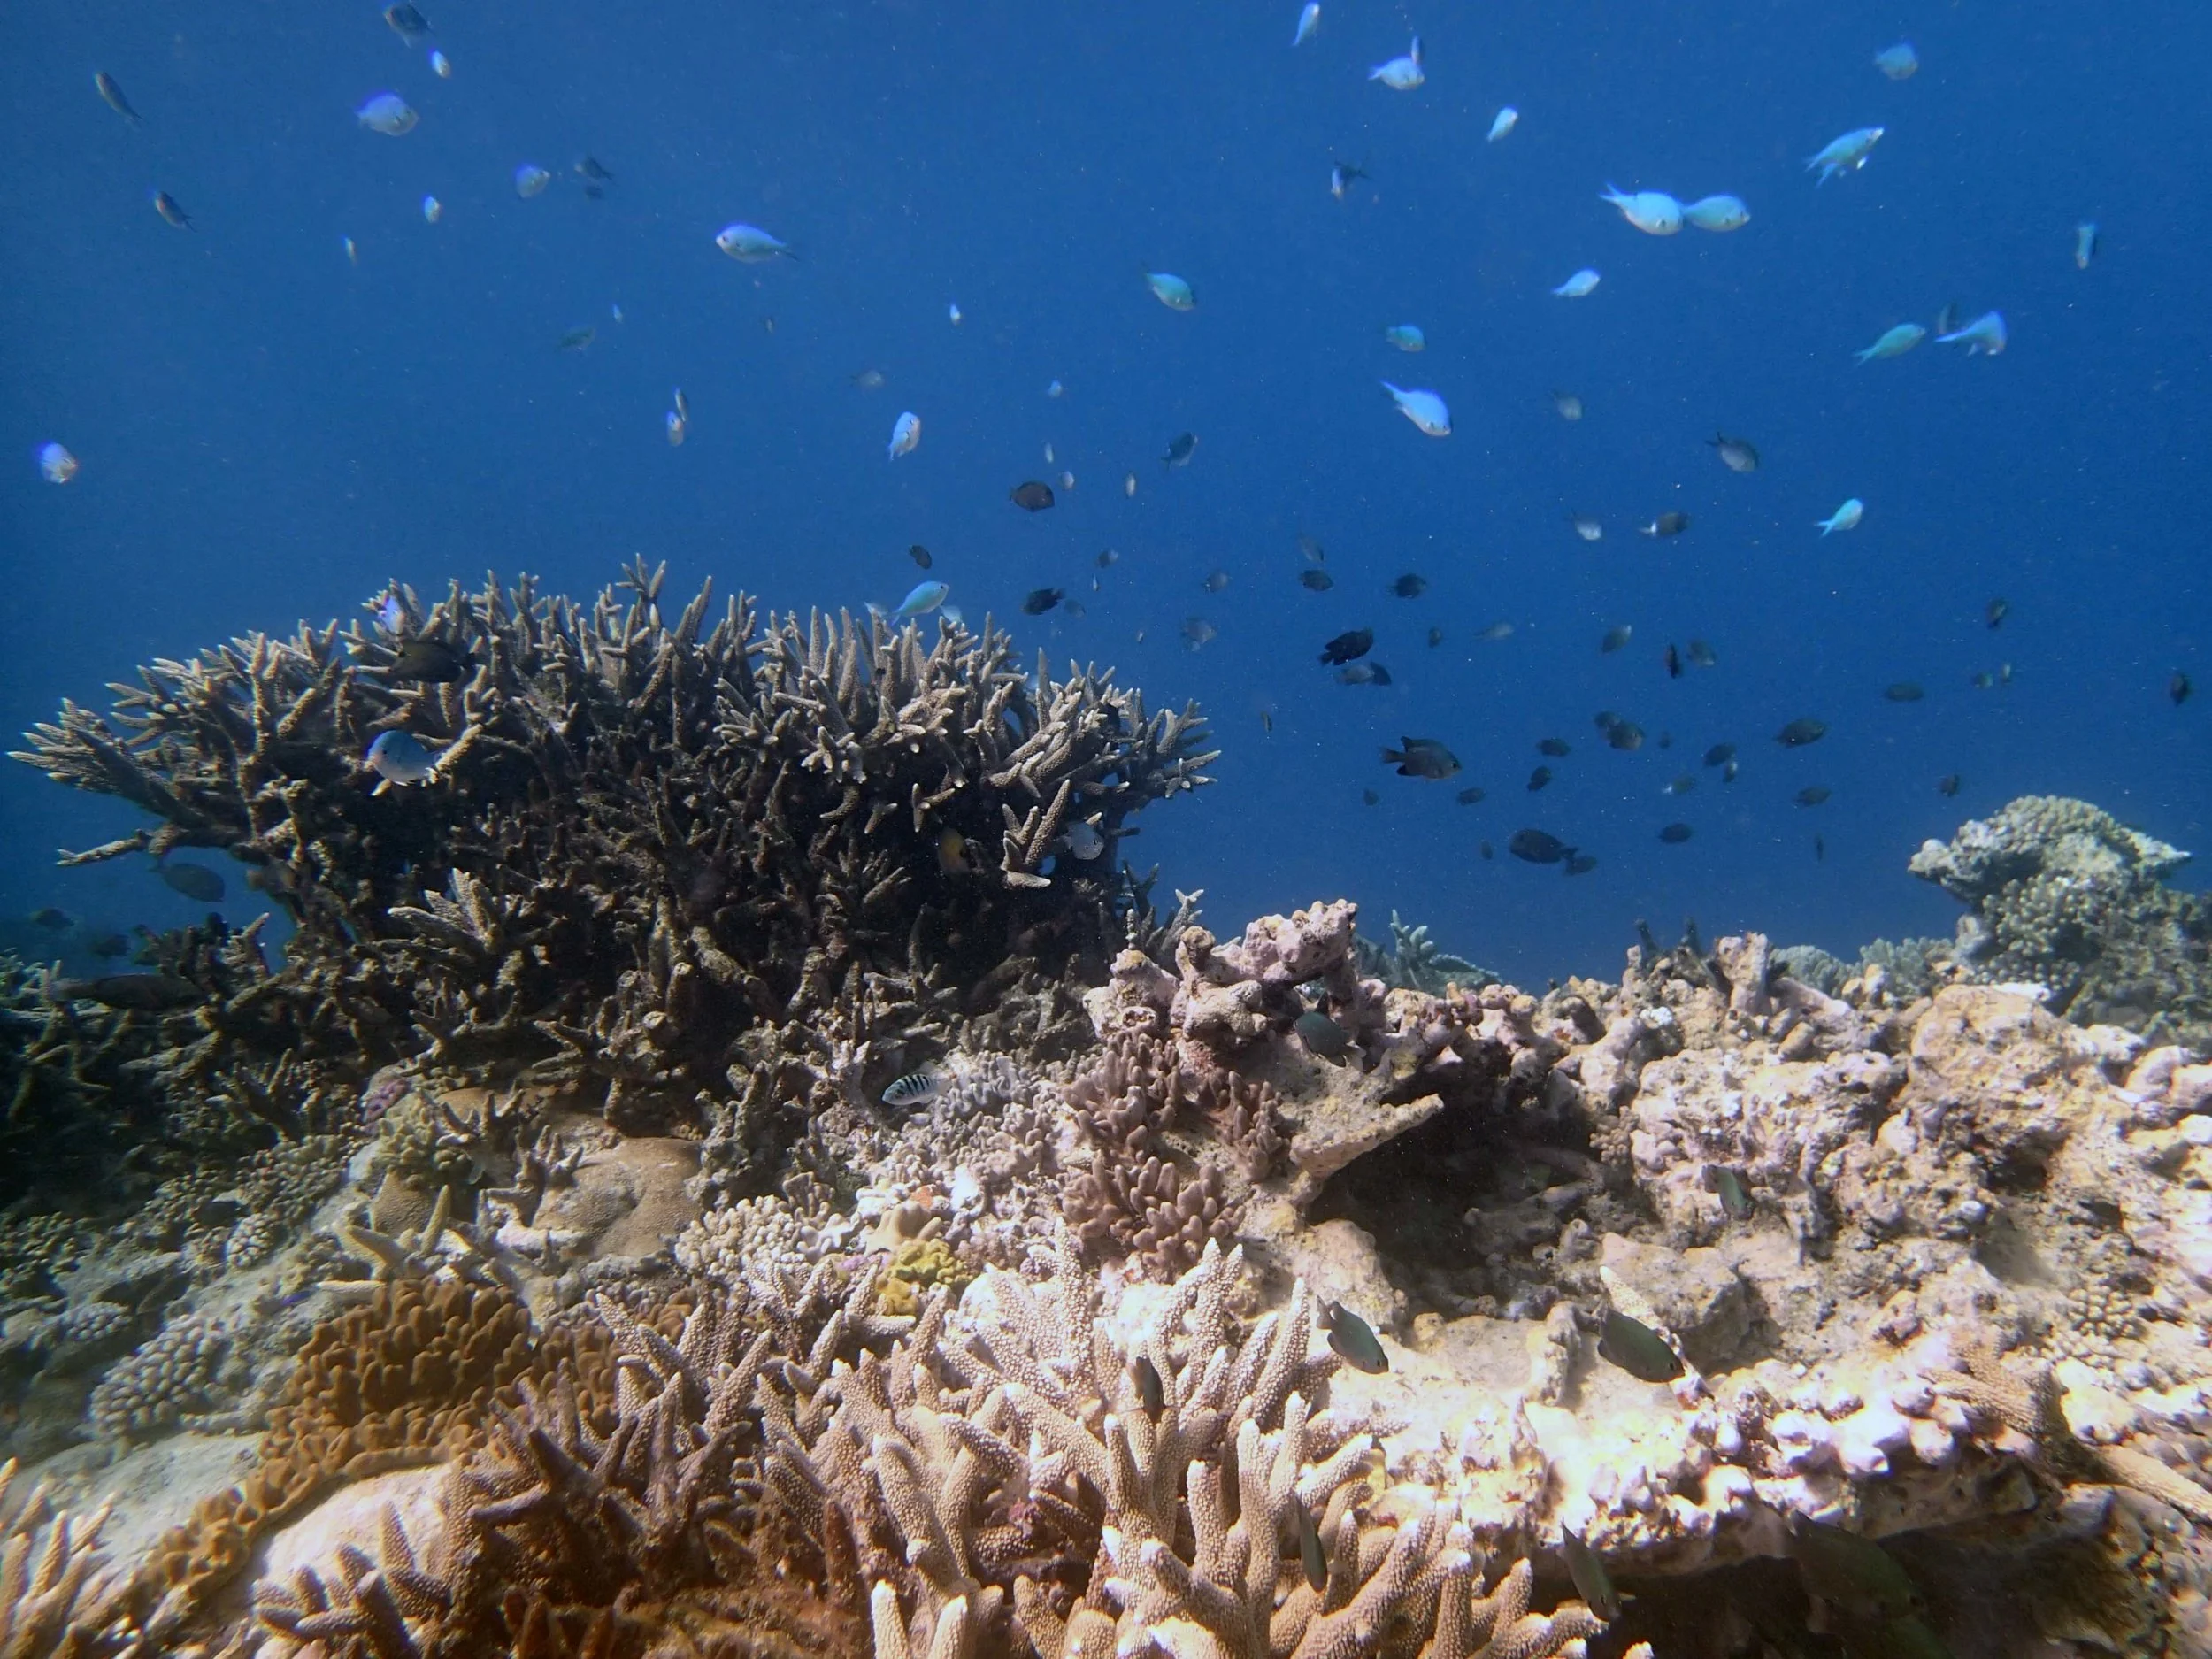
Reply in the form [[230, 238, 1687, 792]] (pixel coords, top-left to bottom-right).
[[1936, 310, 2007, 355], [891, 580, 949, 622], [1874, 42, 1919, 80], [887, 411, 921, 459], [1553, 268, 1601, 297], [1817, 498, 1864, 535], [37, 442, 78, 484], [1600, 185, 1683, 235], [1806, 127, 1884, 183], [716, 222, 793, 261], [1380, 381, 1449, 436], [1381, 324, 1425, 351], [1855, 322, 1927, 363], [356, 92, 418, 135], [1144, 272, 1194, 311], [365, 730, 437, 792], [1487, 106, 1518, 142], [1682, 194, 1749, 232], [1369, 36, 1423, 89], [1293, 3, 1318, 45]]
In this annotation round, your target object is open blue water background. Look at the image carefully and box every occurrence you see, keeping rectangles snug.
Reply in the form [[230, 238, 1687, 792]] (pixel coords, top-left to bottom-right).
[[2, 0, 2206, 984]]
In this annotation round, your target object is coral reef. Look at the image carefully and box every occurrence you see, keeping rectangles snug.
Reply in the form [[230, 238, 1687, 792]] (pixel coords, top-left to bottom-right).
[[10, 581, 2212, 1659], [1911, 794, 2212, 1044], [14, 562, 1217, 1171]]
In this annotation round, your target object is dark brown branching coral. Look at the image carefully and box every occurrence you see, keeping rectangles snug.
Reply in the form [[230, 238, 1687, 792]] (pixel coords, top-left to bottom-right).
[[13, 561, 1217, 1185]]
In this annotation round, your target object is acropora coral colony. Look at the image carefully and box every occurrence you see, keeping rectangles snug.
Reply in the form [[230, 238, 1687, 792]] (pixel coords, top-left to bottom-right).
[[0, 567, 2207, 1658]]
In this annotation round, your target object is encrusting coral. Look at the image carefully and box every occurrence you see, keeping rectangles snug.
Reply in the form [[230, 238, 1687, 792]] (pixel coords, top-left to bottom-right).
[[1910, 793, 2212, 1044]]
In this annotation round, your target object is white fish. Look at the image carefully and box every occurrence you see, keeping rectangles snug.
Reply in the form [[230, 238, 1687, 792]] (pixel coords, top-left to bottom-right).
[[1370, 36, 1423, 90], [421, 195, 442, 224], [1124, 472, 1137, 497], [1855, 322, 1926, 363], [611, 303, 624, 323], [1059, 470, 1075, 490], [1601, 184, 1683, 235], [429, 49, 451, 77], [365, 730, 437, 792], [37, 442, 78, 484], [1552, 268, 1601, 297], [888, 411, 921, 459], [948, 301, 963, 324], [1381, 380, 1449, 437], [1874, 42, 1918, 80], [1294, 3, 1319, 45], [881, 1064, 948, 1110], [2074, 222, 2098, 270], [514, 164, 552, 198], [355, 92, 418, 135], [342, 235, 359, 265], [1382, 324, 1425, 351], [1683, 194, 1749, 232], [1061, 820, 1106, 860], [1570, 514, 1602, 542], [714, 222, 792, 261], [1816, 498, 1864, 536], [1044, 443, 1055, 464], [1935, 311, 2007, 355], [1487, 106, 1518, 142], [1806, 127, 1884, 184]]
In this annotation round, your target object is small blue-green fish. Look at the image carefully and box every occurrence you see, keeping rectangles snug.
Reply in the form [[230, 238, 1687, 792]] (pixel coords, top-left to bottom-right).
[[1322, 1301, 1388, 1372], [1553, 268, 1601, 297], [152, 190, 194, 229], [372, 588, 407, 633], [356, 93, 418, 135], [365, 730, 437, 792], [1601, 184, 1682, 235], [514, 164, 552, 198], [1487, 106, 1518, 142], [891, 580, 949, 621], [1703, 1164, 1755, 1220], [421, 195, 442, 224], [430, 49, 452, 77], [2075, 221, 2098, 270], [1329, 160, 1369, 200], [94, 72, 142, 125], [1874, 42, 1919, 81], [1294, 1010, 1353, 1060], [888, 411, 921, 459], [1145, 271, 1195, 311], [1817, 498, 1864, 536], [157, 862, 225, 902], [1683, 194, 1749, 232], [1381, 381, 1449, 436], [1370, 36, 1423, 90], [1807, 127, 1884, 184], [1855, 322, 1926, 363], [716, 222, 793, 261], [1936, 310, 2007, 356], [1561, 1527, 1622, 1620], [1597, 1309, 1682, 1382], [880, 1064, 948, 1110], [342, 235, 358, 265], [1045, 378, 1064, 397], [1293, 2, 1319, 45], [37, 442, 79, 484], [1382, 324, 1425, 352]]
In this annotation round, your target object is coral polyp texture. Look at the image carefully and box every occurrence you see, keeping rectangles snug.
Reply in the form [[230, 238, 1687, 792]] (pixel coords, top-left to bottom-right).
[[5, 584, 2212, 1659]]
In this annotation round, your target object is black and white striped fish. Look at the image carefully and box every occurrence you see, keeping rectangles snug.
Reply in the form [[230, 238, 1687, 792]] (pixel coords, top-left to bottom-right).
[[881, 1064, 949, 1110]]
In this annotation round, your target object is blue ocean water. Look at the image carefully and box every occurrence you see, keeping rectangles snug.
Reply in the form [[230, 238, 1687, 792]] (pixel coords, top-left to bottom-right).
[[2, 0, 2205, 986]]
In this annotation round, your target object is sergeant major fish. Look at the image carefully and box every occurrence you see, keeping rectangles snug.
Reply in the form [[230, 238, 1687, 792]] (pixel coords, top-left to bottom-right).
[[881, 1064, 948, 1109]]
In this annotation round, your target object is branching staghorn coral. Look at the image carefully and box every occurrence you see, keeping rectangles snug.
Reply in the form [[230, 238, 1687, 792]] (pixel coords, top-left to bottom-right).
[[14, 564, 1217, 1176]]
